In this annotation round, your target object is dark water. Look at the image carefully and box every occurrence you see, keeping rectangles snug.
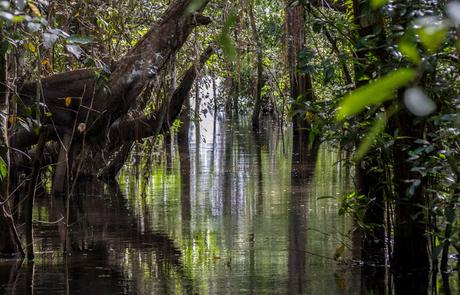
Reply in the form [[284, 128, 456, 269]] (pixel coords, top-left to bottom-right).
[[0, 114, 458, 294]]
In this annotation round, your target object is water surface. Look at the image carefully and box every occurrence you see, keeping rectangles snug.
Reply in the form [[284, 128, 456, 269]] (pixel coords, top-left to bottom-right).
[[1, 114, 456, 294]]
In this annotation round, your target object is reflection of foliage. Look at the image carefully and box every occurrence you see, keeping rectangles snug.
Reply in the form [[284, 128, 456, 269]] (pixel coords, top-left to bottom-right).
[[117, 130, 352, 293]]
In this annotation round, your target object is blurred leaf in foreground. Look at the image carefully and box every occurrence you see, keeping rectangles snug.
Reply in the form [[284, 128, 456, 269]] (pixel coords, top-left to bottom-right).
[[217, 13, 237, 62], [337, 68, 417, 121]]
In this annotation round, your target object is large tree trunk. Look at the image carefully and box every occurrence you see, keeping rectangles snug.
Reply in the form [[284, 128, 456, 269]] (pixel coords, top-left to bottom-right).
[[107, 47, 214, 147], [82, 0, 211, 140], [10, 0, 212, 182], [352, 0, 388, 266], [100, 46, 214, 179], [285, 1, 314, 138], [391, 110, 430, 273]]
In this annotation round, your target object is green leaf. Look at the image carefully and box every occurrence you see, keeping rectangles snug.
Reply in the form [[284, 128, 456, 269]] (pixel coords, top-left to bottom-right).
[[370, 0, 389, 9], [354, 114, 387, 161], [186, 0, 206, 13], [399, 41, 420, 65], [334, 243, 345, 260], [336, 68, 417, 121], [0, 156, 7, 181], [11, 15, 25, 23], [416, 17, 447, 53], [217, 13, 237, 62], [67, 35, 93, 45]]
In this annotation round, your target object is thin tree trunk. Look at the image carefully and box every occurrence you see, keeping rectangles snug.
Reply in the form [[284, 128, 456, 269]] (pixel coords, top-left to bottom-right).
[[52, 133, 72, 196], [24, 129, 48, 260], [441, 157, 460, 272], [248, 0, 264, 131], [0, 40, 24, 257]]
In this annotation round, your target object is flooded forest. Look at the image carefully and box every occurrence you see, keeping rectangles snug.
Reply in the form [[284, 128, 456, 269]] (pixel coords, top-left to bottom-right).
[[0, 0, 460, 294]]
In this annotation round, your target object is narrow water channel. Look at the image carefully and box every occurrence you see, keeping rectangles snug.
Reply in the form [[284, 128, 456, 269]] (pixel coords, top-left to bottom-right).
[[0, 114, 457, 294]]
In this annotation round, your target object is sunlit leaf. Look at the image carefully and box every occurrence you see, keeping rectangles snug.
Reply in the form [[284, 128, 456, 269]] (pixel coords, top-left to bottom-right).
[[67, 35, 93, 44], [65, 96, 72, 107], [0, 156, 7, 181], [416, 17, 447, 53], [27, 22, 41, 32], [337, 68, 417, 121], [28, 2, 41, 17], [399, 41, 421, 65], [370, 0, 388, 9], [11, 15, 25, 23], [404, 87, 436, 116], [43, 32, 59, 49], [27, 42, 36, 53], [66, 44, 82, 59], [41, 58, 52, 72], [0, 11, 13, 21]]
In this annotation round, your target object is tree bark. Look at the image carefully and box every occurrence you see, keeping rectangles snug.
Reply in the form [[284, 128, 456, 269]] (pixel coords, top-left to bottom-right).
[[352, 0, 388, 266], [99, 46, 214, 178], [83, 0, 211, 140], [391, 110, 430, 272], [107, 46, 214, 146], [285, 1, 314, 138], [0, 37, 24, 257]]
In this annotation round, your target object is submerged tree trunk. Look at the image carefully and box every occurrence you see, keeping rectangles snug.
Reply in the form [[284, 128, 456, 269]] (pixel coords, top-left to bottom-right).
[[0, 42, 24, 257], [0, 206, 24, 257], [288, 138, 319, 293], [352, 0, 388, 266], [391, 110, 430, 272], [24, 129, 47, 260]]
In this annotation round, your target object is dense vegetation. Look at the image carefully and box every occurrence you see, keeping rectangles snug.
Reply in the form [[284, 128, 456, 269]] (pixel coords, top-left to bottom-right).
[[0, 0, 459, 292]]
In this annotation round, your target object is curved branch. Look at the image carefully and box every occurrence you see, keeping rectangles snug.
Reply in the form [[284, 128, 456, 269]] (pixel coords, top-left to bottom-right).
[[108, 46, 214, 145], [83, 0, 212, 138]]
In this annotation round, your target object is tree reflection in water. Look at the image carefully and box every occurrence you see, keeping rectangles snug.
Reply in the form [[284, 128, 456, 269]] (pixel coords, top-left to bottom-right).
[[1, 115, 454, 294]]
